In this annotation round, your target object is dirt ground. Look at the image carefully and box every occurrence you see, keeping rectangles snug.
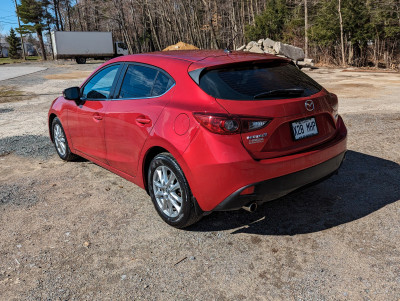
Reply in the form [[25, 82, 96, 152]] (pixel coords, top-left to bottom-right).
[[0, 61, 399, 300]]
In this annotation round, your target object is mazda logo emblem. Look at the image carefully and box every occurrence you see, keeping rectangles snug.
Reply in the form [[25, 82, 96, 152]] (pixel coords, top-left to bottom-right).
[[305, 100, 314, 111]]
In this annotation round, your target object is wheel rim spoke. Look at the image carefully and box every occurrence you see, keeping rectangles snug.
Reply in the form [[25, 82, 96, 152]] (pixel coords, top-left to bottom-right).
[[154, 181, 163, 189], [166, 173, 176, 187], [169, 182, 180, 192], [168, 195, 181, 213], [161, 198, 167, 210], [161, 166, 168, 185], [156, 169, 163, 184], [170, 191, 180, 202]]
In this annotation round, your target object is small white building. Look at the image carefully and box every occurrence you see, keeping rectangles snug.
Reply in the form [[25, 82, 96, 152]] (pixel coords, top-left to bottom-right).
[[0, 36, 38, 57], [0, 37, 10, 57], [24, 42, 37, 56]]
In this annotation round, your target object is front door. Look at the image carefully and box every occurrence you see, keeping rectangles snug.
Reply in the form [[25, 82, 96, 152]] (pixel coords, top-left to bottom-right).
[[68, 64, 120, 163]]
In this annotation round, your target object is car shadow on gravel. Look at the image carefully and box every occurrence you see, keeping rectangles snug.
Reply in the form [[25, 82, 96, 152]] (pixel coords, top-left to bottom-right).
[[189, 150, 400, 235]]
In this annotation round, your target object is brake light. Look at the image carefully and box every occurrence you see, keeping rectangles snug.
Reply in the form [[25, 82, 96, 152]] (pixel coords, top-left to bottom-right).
[[193, 113, 270, 135]]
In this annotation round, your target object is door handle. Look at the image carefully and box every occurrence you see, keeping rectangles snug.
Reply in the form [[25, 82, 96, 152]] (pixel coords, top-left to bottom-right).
[[93, 113, 103, 121], [136, 117, 151, 125]]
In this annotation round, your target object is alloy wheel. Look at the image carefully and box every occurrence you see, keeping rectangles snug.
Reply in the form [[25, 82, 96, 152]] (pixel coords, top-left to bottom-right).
[[152, 165, 182, 218], [54, 123, 66, 157]]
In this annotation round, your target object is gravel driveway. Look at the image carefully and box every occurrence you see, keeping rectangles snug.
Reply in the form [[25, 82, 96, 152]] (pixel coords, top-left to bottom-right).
[[0, 66, 48, 81], [0, 61, 399, 300]]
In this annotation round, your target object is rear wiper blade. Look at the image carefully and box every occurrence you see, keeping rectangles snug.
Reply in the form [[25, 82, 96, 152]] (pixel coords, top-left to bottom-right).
[[254, 88, 304, 99]]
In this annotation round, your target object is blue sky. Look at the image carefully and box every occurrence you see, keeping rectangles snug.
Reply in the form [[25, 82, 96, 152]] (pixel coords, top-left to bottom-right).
[[0, 0, 21, 35]]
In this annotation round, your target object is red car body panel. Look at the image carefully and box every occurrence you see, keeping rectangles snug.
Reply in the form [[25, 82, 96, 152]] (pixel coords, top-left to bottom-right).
[[103, 93, 171, 176], [68, 100, 108, 163], [48, 50, 347, 212]]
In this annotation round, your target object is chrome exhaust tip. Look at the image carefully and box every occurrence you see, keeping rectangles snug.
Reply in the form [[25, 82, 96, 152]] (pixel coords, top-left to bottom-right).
[[242, 202, 257, 213]]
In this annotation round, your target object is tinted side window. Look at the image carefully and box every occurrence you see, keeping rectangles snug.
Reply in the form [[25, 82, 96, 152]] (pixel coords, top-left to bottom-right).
[[82, 65, 120, 100], [117, 42, 127, 50], [118, 65, 158, 98], [151, 72, 174, 96]]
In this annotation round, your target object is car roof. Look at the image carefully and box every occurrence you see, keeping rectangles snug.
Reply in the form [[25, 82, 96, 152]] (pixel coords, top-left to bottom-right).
[[111, 50, 287, 69]]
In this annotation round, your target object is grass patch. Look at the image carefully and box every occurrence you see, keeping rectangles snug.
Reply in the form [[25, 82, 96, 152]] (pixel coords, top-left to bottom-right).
[[0, 86, 34, 103], [26, 56, 40, 61], [44, 70, 92, 80], [0, 56, 40, 65]]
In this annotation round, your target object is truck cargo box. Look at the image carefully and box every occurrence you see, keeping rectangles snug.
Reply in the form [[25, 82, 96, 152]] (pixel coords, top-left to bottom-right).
[[51, 31, 114, 59]]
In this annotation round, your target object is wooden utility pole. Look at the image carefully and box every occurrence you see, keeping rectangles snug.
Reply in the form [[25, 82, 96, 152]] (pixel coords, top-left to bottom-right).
[[338, 0, 345, 66], [13, 0, 26, 60], [304, 0, 308, 58]]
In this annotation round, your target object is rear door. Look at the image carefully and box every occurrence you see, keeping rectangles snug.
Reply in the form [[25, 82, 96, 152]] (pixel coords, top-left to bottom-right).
[[104, 63, 174, 176], [68, 64, 121, 163]]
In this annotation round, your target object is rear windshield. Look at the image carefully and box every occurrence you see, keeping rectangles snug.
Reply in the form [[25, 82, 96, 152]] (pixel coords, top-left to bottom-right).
[[198, 62, 322, 100]]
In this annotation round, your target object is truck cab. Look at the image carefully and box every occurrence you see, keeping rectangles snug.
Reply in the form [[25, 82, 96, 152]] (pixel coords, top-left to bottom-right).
[[115, 42, 129, 56]]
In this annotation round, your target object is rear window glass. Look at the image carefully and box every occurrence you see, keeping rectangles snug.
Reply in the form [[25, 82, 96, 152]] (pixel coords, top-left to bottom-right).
[[198, 62, 322, 100]]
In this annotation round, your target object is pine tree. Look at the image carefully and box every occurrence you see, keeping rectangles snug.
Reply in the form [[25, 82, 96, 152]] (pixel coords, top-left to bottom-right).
[[245, 0, 289, 42], [17, 0, 52, 60], [6, 28, 21, 59]]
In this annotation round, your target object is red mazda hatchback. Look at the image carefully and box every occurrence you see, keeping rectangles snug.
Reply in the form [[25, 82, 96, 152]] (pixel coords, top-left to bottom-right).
[[48, 50, 347, 228]]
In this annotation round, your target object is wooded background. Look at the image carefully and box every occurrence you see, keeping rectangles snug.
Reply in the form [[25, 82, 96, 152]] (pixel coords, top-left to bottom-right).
[[13, 0, 400, 68]]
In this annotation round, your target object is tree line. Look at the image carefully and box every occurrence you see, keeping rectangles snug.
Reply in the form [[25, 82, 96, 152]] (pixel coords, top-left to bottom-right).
[[13, 0, 400, 68]]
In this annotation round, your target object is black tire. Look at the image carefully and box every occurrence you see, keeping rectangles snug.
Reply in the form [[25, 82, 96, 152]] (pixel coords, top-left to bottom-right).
[[148, 152, 203, 228], [51, 117, 77, 161], [75, 57, 86, 64]]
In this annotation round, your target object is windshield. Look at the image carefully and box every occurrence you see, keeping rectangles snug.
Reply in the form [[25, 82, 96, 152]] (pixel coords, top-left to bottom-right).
[[198, 62, 322, 100]]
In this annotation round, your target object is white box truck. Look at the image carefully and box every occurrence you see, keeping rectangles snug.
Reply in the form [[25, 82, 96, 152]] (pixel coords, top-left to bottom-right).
[[51, 31, 129, 64]]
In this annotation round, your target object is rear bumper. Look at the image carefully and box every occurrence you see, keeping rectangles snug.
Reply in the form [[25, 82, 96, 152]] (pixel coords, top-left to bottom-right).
[[181, 116, 347, 212], [213, 151, 346, 211]]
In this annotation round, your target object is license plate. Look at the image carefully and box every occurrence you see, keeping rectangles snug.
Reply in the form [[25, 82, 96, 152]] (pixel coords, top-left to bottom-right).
[[291, 117, 318, 140]]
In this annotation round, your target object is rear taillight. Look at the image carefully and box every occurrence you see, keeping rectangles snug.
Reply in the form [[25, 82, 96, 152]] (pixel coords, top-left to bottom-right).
[[193, 113, 270, 135], [193, 113, 240, 134], [241, 119, 269, 133]]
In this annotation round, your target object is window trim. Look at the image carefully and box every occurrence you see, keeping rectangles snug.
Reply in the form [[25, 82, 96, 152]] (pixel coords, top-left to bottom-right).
[[80, 63, 123, 101], [111, 62, 176, 101]]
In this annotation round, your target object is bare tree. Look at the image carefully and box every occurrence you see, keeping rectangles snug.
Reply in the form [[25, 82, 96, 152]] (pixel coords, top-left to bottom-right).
[[304, 0, 308, 58], [338, 0, 345, 66]]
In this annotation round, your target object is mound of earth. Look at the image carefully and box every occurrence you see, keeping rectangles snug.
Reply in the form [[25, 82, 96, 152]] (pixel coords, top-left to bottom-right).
[[162, 41, 199, 51]]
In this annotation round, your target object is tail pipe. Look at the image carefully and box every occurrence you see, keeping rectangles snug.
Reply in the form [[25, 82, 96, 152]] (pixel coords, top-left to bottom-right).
[[242, 202, 257, 213]]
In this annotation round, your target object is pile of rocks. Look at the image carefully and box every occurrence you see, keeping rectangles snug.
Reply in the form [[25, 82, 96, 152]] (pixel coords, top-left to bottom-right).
[[236, 38, 314, 67]]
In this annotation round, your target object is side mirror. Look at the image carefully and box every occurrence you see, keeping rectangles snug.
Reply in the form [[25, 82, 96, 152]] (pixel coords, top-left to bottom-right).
[[63, 87, 81, 101]]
